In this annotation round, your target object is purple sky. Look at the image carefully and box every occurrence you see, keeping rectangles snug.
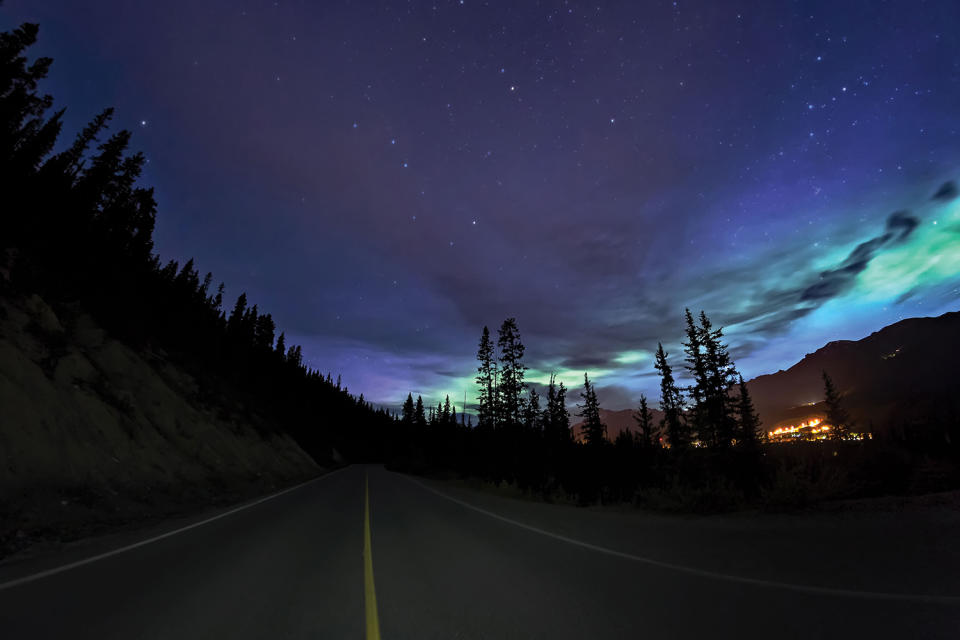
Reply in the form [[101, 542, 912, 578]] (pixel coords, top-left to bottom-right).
[[5, 0, 960, 412]]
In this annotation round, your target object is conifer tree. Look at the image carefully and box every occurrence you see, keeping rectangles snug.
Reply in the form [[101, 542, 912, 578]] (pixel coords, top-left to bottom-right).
[[254, 313, 275, 350], [523, 387, 541, 431], [0, 23, 55, 187], [543, 374, 571, 445], [683, 308, 710, 444], [274, 332, 286, 358], [822, 371, 851, 441], [401, 393, 415, 426], [414, 395, 427, 428], [228, 293, 247, 333], [735, 375, 762, 448], [41, 107, 113, 182], [699, 311, 739, 448], [475, 326, 498, 429], [577, 373, 605, 445], [655, 343, 688, 450], [633, 393, 656, 448], [497, 317, 527, 427]]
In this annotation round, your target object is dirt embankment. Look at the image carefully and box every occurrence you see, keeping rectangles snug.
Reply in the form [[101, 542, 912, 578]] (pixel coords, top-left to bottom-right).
[[0, 292, 320, 557]]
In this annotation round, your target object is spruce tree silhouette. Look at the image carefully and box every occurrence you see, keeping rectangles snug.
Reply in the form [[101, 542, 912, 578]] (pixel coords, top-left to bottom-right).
[[401, 393, 415, 426], [414, 395, 427, 428], [633, 394, 656, 449], [698, 311, 739, 449], [577, 373, 605, 446], [496, 317, 527, 427], [683, 308, 709, 444], [735, 375, 762, 448], [475, 326, 497, 429], [655, 343, 688, 450], [823, 371, 852, 440]]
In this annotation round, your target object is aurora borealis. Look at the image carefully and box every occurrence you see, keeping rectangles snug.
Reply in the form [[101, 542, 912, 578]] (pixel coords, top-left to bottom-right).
[[5, 1, 959, 412]]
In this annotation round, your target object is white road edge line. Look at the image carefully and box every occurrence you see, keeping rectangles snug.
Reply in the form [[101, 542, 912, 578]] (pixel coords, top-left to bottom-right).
[[0, 466, 351, 592], [400, 473, 960, 606]]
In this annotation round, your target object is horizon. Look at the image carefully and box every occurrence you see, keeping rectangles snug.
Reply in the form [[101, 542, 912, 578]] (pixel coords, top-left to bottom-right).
[[5, 1, 959, 412]]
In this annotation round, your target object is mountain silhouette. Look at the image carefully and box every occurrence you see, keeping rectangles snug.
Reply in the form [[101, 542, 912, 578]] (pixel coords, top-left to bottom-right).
[[745, 310, 960, 436]]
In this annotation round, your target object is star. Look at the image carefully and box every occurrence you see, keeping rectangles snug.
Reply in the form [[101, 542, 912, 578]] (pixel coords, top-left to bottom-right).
[[139, 119, 148, 127]]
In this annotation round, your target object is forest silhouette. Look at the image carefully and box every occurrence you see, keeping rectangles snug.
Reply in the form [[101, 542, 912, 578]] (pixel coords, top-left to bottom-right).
[[1, 23, 395, 465]]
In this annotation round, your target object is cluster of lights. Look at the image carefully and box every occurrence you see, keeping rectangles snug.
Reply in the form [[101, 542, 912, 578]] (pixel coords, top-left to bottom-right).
[[768, 417, 874, 443], [767, 418, 834, 442], [769, 417, 825, 439]]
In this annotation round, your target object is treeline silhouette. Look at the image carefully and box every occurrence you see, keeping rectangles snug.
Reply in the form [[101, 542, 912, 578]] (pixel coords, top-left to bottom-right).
[[388, 309, 959, 507], [388, 313, 774, 506], [0, 23, 393, 463]]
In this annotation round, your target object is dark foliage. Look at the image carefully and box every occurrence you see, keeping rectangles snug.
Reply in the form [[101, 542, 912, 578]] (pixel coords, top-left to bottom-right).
[[1, 24, 393, 465]]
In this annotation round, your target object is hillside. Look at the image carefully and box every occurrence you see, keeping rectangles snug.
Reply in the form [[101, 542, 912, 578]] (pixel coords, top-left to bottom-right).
[[0, 291, 320, 556], [745, 311, 960, 436]]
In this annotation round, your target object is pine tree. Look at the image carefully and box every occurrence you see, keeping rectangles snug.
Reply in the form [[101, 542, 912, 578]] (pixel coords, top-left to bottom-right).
[[0, 23, 55, 187], [683, 308, 710, 444], [227, 293, 247, 333], [41, 107, 113, 181], [443, 395, 452, 424], [274, 332, 286, 358], [414, 395, 427, 428], [655, 343, 688, 450], [286, 344, 303, 369], [523, 387, 541, 430], [254, 313, 275, 351], [699, 311, 739, 448], [822, 371, 851, 440], [543, 374, 571, 445], [633, 393, 656, 448], [497, 317, 527, 427], [475, 326, 498, 429], [735, 375, 762, 448], [577, 373, 605, 446], [401, 393, 415, 426]]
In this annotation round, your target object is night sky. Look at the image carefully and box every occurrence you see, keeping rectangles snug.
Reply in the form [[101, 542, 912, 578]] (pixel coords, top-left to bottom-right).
[[5, 1, 960, 411]]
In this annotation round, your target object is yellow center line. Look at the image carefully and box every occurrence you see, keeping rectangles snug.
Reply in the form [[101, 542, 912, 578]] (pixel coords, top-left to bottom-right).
[[363, 472, 382, 640]]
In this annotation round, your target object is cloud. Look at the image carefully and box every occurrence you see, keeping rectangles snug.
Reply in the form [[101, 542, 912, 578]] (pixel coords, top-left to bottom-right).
[[593, 384, 642, 410], [932, 181, 958, 201], [556, 353, 619, 370], [801, 210, 918, 302]]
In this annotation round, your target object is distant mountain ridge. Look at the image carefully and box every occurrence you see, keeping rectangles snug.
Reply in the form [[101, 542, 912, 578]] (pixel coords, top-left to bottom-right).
[[746, 310, 960, 432]]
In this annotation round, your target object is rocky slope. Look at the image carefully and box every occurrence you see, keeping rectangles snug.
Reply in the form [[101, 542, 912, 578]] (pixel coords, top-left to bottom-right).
[[0, 292, 319, 556]]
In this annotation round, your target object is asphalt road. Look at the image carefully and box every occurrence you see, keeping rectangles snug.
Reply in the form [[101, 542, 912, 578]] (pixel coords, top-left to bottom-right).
[[1, 465, 958, 639]]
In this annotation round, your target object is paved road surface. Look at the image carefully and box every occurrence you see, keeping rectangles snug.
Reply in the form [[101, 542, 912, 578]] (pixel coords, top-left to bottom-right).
[[1, 465, 958, 638]]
